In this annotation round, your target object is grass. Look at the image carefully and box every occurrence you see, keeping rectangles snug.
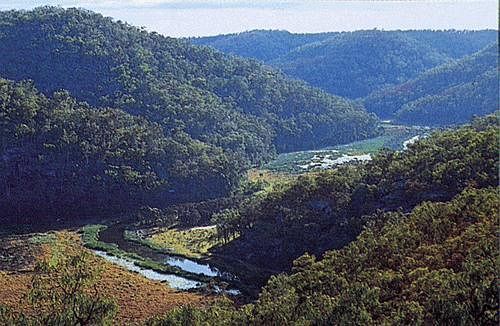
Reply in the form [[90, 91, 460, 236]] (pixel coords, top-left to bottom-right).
[[263, 123, 432, 173], [127, 228, 261, 297], [336, 135, 391, 154], [147, 227, 221, 259], [80, 225, 213, 283], [0, 232, 205, 325], [29, 233, 57, 245], [123, 230, 170, 253], [246, 169, 293, 192], [81, 224, 118, 252]]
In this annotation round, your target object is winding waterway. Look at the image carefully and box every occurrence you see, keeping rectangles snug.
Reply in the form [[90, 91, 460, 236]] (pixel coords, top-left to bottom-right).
[[93, 250, 201, 290], [96, 223, 240, 294]]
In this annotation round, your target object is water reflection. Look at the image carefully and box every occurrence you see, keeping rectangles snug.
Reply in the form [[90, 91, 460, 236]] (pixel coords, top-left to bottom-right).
[[93, 250, 201, 290], [164, 256, 219, 277]]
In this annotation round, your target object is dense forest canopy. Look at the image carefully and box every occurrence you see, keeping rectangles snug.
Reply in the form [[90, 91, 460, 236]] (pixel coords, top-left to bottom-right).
[[0, 7, 383, 219], [0, 6, 378, 158], [0, 78, 245, 221], [149, 115, 499, 325], [270, 31, 448, 98], [364, 43, 499, 124], [192, 29, 497, 99], [152, 187, 498, 325], [210, 116, 498, 272]]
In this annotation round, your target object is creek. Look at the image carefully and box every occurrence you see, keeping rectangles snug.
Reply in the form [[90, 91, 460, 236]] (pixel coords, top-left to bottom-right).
[[96, 223, 240, 294]]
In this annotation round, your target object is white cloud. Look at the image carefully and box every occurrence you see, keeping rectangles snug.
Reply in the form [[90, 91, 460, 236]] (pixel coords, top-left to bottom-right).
[[1, 0, 305, 10], [0, 1, 497, 37]]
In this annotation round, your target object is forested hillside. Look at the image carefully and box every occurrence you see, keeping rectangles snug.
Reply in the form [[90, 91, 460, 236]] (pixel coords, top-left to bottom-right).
[[210, 115, 498, 272], [153, 187, 498, 325], [364, 44, 499, 125], [191, 30, 335, 62], [150, 115, 499, 325], [0, 7, 378, 161], [270, 31, 449, 98], [404, 30, 498, 58], [0, 79, 244, 221], [193, 29, 496, 98]]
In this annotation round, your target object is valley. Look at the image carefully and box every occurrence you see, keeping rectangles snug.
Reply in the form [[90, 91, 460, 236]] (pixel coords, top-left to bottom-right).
[[263, 122, 431, 173], [86, 223, 242, 294], [0, 123, 437, 307], [0, 5, 497, 325]]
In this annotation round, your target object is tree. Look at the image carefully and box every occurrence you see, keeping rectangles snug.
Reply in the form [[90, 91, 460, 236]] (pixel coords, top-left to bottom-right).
[[0, 235, 117, 325]]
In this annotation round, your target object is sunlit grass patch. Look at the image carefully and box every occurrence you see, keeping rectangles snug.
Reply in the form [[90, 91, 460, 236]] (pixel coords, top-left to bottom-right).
[[28, 232, 57, 245], [80, 224, 118, 252], [80, 225, 211, 282], [148, 227, 221, 259]]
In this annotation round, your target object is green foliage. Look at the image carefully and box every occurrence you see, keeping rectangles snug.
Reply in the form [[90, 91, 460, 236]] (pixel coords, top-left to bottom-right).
[[272, 31, 448, 99], [80, 225, 116, 252], [211, 116, 498, 273], [29, 233, 57, 245], [194, 30, 497, 126], [135, 196, 245, 228], [193, 29, 496, 99], [291, 187, 498, 325], [263, 123, 429, 174], [146, 226, 221, 258], [191, 30, 335, 62], [364, 44, 498, 124], [0, 8, 383, 222], [81, 224, 214, 283], [211, 209, 241, 244], [147, 298, 247, 326], [154, 187, 498, 324], [0, 236, 117, 325], [0, 79, 240, 220], [0, 6, 378, 158]]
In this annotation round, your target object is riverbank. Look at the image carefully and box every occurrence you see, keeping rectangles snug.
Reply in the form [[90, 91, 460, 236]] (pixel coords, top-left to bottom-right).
[[0, 231, 205, 324], [81, 224, 243, 295]]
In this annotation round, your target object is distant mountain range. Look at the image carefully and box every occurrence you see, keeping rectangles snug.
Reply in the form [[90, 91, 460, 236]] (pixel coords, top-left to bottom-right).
[[192, 30, 496, 98], [193, 29, 498, 125], [364, 44, 498, 125]]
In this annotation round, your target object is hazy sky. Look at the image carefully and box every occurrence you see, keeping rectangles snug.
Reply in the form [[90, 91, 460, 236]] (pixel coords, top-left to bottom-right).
[[0, 1, 497, 37]]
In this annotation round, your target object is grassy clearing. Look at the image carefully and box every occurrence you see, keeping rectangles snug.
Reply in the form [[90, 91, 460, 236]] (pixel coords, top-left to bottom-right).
[[233, 169, 294, 197], [81, 224, 118, 251], [263, 124, 431, 173], [80, 225, 212, 283], [28, 233, 57, 245], [247, 169, 288, 184], [147, 227, 221, 259], [123, 230, 169, 253]]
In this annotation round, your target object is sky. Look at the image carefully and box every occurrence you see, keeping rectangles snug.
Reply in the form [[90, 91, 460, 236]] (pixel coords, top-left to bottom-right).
[[0, 1, 497, 37]]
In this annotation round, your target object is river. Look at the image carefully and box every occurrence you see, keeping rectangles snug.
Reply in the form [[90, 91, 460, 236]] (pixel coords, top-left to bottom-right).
[[96, 223, 240, 294]]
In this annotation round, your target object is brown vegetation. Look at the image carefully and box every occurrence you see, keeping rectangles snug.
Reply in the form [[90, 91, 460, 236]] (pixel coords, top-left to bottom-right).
[[0, 232, 205, 325]]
